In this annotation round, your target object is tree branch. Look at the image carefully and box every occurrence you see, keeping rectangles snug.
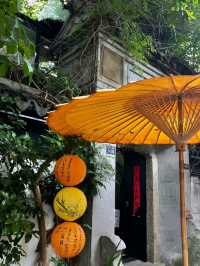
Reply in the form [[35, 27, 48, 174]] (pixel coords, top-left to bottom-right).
[[33, 185, 48, 266]]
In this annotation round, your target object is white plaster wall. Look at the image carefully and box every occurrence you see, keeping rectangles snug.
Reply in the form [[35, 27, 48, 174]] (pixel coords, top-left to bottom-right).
[[90, 143, 125, 266]]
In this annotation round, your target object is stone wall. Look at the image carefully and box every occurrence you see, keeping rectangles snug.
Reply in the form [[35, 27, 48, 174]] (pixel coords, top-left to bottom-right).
[[155, 146, 190, 265]]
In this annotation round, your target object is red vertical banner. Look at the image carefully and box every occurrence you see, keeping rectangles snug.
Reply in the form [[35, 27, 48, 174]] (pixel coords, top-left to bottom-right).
[[132, 165, 141, 217]]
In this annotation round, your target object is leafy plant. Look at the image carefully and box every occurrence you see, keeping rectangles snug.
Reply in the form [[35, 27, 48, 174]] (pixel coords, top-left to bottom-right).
[[59, 0, 200, 71], [102, 240, 123, 266], [32, 62, 81, 102], [51, 257, 70, 266], [0, 0, 35, 80], [0, 123, 65, 265], [0, 107, 113, 265], [19, 0, 69, 21]]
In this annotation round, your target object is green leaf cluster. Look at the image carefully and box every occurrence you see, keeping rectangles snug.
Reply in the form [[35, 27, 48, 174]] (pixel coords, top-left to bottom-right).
[[19, 0, 69, 22], [79, 0, 200, 70], [0, 0, 35, 80], [19, 0, 48, 20], [32, 62, 81, 102], [50, 256, 70, 266], [0, 121, 65, 263]]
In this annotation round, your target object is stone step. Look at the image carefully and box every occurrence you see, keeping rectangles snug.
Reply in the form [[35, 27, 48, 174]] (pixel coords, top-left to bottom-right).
[[124, 260, 165, 266]]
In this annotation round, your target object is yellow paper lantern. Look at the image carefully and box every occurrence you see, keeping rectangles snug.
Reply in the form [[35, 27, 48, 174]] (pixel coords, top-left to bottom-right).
[[53, 187, 87, 221], [54, 155, 87, 186], [51, 222, 86, 258]]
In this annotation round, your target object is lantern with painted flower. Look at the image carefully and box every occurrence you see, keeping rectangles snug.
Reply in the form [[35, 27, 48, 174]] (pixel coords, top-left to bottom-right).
[[53, 187, 87, 221]]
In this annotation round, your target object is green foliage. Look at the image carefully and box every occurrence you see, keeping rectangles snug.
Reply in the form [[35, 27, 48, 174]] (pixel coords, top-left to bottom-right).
[[19, 0, 69, 21], [81, 0, 200, 69], [102, 241, 123, 266], [0, 121, 65, 263], [0, 190, 35, 265], [87, 0, 155, 62], [38, 0, 70, 21], [137, 0, 200, 70], [51, 257, 70, 266], [19, 0, 48, 20], [32, 62, 81, 102], [0, 0, 35, 80], [0, 102, 112, 264]]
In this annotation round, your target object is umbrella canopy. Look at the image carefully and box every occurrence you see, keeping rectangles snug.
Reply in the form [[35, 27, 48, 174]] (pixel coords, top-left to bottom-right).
[[47, 75, 200, 266], [48, 75, 200, 145]]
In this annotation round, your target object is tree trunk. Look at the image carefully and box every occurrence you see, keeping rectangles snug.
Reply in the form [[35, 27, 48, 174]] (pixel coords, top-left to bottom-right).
[[34, 185, 48, 266]]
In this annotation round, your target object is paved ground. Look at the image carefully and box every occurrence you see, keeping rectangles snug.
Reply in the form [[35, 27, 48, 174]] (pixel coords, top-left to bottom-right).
[[124, 260, 165, 266]]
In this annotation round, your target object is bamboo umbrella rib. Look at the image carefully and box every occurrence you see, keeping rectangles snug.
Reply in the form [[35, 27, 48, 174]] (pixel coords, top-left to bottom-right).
[[128, 121, 156, 143], [64, 99, 132, 119], [169, 101, 179, 134], [147, 101, 177, 135], [185, 114, 200, 141], [184, 102, 199, 133], [65, 104, 141, 132], [182, 75, 200, 92], [169, 75, 178, 93], [70, 108, 134, 131], [136, 92, 182, 139], [183, 98, 194, 133], [139, 107, 177, 142], [101, 118, 151, 144], [155, 129, 163, 144], [113, 120, 162, 144], [141, 124, 157, 143], [185, 104, 200, 134], [184, 101, 200, 135], [154, 93, 178, 134], [77, 113, 146, 141], [90, 120, 147, 143], [135, 97, 177, 141], [80, 112, 144, 138], [101, 116, 157, 144], [67, 97, 141, 113]]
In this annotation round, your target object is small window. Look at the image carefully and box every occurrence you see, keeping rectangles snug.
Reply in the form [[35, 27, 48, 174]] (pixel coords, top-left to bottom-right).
[[101, 46, 123, 84]]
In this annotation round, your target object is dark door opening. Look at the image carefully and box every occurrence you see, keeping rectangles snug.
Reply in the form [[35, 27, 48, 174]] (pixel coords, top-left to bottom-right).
[[116, 149, 147, 261]]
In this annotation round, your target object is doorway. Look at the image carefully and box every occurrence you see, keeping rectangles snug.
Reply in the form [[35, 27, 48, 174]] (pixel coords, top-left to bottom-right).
[[116, 149, 147, 261]]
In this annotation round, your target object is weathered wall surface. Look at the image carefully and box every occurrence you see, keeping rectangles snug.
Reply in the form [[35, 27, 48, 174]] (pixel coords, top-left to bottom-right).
[[155, 146, 190, 265]]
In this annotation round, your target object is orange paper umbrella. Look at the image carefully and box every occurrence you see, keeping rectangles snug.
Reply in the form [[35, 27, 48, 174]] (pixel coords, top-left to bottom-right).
[[48, 75, 200, 266], [51, 222, 86, 258]]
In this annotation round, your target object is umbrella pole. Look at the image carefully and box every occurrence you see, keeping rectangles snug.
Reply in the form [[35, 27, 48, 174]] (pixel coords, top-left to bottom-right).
[[177, 144, 189, 266]]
